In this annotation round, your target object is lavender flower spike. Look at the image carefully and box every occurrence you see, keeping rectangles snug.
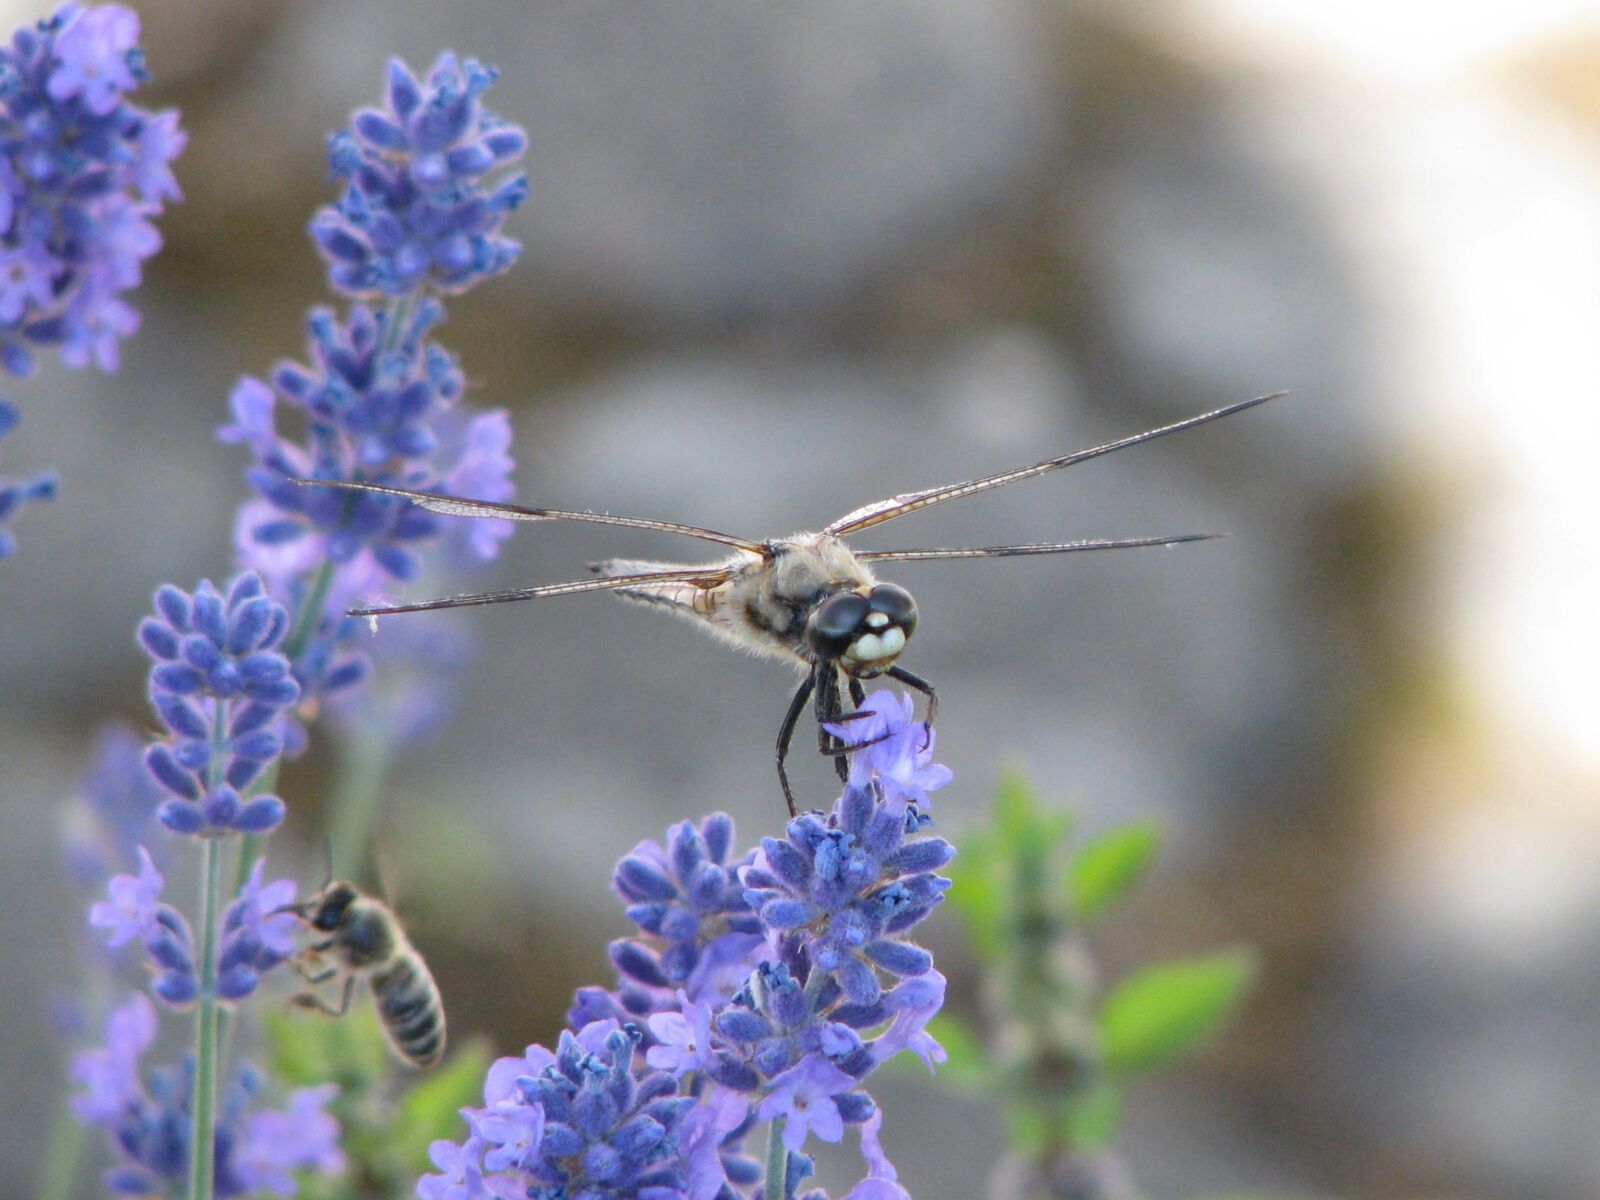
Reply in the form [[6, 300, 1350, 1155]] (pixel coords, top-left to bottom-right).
[[0, 3, 185, 375], [137, 573, 297, 837], [311, 53, 528, 297]]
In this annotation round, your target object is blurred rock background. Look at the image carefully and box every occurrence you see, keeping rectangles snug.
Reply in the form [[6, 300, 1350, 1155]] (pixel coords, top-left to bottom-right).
[[2, 0, 1598, 1197]]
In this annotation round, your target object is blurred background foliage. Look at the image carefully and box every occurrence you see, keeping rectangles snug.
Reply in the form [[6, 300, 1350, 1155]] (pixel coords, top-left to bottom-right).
[[3, 1, 1599, 1197]]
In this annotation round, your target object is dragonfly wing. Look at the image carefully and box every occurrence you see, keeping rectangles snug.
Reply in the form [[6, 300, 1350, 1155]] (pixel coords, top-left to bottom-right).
[[293, 478, 766, 553], [825, 394, 1281, 537], [857, 533, 1220, 562], [349, 565, 734, 618]]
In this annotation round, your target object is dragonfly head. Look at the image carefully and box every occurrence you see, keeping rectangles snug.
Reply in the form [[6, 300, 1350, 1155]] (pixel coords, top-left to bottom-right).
[[805, 583, 918, 678]]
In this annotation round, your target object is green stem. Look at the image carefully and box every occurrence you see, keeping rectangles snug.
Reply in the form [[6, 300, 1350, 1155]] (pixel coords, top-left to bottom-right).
[[185, 834, 223, 1200], [34, 1097, 87, 1200], [378, 292, 415, 356], [284, 559, 336, 664], [328, 724, 394, 888], [764, 1116, 788, 1200]]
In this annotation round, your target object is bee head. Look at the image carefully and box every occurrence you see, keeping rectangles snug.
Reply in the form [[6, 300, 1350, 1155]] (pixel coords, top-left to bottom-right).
[[301, 881, 359, 932], [805, 583, 918, 677]]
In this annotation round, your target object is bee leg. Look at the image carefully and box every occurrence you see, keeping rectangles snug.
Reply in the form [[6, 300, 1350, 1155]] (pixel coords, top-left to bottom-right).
[[290, 975, 355, 1019], [776, 668, 817, 819], [294, 962, 339, 986], [885, 665, 938, 750]]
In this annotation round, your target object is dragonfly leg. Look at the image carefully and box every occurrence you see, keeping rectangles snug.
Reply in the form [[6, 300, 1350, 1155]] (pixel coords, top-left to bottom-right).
[[776, 669, 816, 818], [886, 664, 938, 751]]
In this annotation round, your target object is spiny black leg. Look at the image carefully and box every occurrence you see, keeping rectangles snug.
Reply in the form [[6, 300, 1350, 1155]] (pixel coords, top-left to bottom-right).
[[776, 669, 817, 818], [849, 677, 866, 709], [816, 665, 893, 763], [886, 664, 939, 749], [811, 662, 852, 783], [291, 975, 355, 1018]]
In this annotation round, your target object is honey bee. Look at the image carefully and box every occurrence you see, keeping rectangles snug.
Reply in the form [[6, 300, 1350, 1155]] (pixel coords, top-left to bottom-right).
[[302, 394, 1277, 813], [284, 881, 446, 1069]]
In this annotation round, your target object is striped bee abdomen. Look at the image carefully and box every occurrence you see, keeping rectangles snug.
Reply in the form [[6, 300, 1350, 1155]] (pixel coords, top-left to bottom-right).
[[371, 952, 446, 1069]]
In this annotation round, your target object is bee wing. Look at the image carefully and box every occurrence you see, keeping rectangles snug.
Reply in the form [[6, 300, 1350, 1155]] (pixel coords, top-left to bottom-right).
[[855, 533, 1220, 562], [292, 478, 767, 553], [349, 566, 734, 618], [825, 393, 1282, 537]]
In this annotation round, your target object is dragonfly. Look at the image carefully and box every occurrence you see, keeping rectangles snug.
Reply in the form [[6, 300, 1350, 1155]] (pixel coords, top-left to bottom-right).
[[303, 393, 1278, 814]]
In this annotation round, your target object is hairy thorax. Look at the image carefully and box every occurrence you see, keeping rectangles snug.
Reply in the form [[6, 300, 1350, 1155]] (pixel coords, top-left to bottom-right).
[[725, 533, 876, 663]]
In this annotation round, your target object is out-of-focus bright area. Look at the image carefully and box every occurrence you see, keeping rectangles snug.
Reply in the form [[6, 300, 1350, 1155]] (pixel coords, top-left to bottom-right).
[[3, 0, 1599, 1196]]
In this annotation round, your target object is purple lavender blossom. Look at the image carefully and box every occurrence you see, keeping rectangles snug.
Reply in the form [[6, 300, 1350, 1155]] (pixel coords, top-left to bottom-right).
[[88, 844, 202, 1006], [71, 991, 156, 1125], [434, 1020, 702, 1200], [422, 690, 951, 1200], [72, 994, 345, 1197], [232, 1083, 344, 1194], [215, 859, 298, 1002], [224, 303, 514, 591], [611, 813, 764, 1005], [0, 3, 185, 375], [220, 300, 514, 729], [137, 573, 297, 837], [824, 691, 951, 809], [754, 1056, 861, 1152], [741, 785, 953, 1007], [87, 843, 162, 947], [311, 54, 527, 298], [0, 398, 54, 557], [89, 849, 300, 1008]]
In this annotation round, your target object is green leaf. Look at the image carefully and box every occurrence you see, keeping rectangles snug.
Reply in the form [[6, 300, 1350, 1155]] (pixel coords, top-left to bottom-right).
[[994, 771, 1038, 845], [995, 772, 1073, 854], [1003, 1098, 1049, 1155], [1100, 949, 1255, 1073], [390, 1039, 491, 1173], [944, 836, 1005, 957], [1069, 821, 1161, 918], [1062, 1077, 1124, 1149]]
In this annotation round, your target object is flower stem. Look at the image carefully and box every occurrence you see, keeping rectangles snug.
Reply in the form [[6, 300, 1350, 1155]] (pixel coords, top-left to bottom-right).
[[764, 1116, 788, 1200], [328, 722, 393, 888], [34, 1096, 87, 1200], [185, 833, 223, 1200], [284, 558, 336, 663]]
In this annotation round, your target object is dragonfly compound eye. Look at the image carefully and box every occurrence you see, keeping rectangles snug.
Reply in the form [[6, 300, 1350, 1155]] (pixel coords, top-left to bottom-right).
[[867, 583, 917, 638], [805, 590, 870, 660]]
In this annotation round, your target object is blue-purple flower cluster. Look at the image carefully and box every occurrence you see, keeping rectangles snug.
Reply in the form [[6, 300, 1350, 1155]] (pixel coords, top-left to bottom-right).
[[220, 51, 523, 732], [420, 691, 952, 1200], [137, 574, 295, 838], [0, 397, 53, 558], [222, 298, 515, 603], [0, 3, 184, 375], [311, 55, 527, 298], [89, 849, 298, 1007], [72, 994, 342, 1197]]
